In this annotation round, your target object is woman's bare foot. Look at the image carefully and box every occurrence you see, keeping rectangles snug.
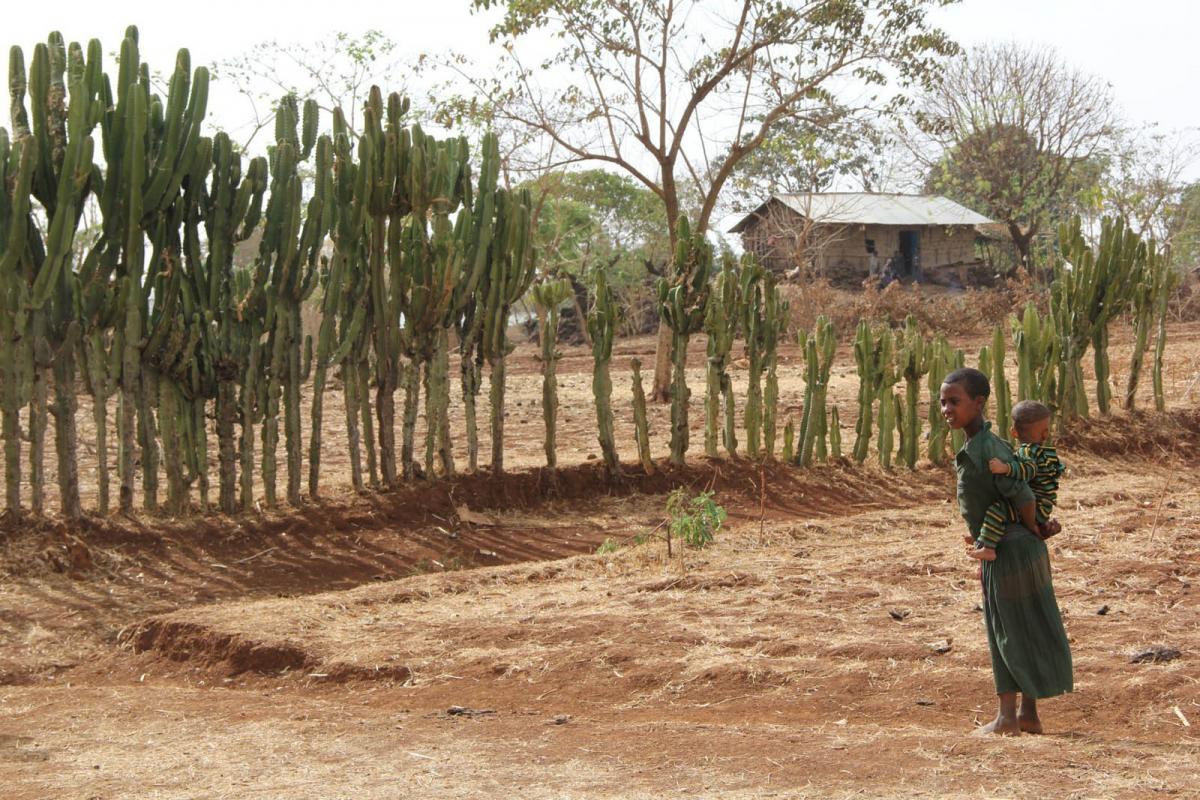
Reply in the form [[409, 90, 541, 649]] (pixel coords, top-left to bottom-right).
[[968, 545, 997, 562], [1018, 697, 1043, 734], [973, 714, 1021, 736]]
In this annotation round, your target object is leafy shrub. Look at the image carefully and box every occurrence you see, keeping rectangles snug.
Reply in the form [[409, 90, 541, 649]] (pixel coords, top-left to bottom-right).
[[666, 488, 726, 549]]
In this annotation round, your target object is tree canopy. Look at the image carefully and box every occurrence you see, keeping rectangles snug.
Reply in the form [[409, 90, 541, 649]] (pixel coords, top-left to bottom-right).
[[911, 42, 1116, 268]]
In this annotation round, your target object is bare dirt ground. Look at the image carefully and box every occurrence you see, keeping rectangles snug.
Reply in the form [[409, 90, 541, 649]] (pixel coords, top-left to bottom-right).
[[1, 319, 1198, 799]]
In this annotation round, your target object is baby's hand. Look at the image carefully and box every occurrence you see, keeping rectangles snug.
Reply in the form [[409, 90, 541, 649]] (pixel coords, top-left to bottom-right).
[[963, 534, 975, 546], [988, 457, 1010, 475]]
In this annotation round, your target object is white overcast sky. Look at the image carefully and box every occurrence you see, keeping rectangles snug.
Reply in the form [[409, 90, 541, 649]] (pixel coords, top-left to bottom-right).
[[4, 0, 1198, 176]]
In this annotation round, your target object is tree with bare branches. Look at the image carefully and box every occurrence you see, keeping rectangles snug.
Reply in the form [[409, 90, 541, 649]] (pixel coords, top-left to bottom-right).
[[911, 42, 1117, 270], [457, 0, 956, 400]]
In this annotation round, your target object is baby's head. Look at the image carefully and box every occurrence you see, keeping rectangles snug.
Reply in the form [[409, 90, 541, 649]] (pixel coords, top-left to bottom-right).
[[1012, 400, 1052, 445]]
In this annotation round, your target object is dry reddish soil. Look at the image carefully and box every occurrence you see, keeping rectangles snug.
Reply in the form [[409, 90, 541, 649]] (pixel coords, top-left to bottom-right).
[[1, 321, 1198, 799]]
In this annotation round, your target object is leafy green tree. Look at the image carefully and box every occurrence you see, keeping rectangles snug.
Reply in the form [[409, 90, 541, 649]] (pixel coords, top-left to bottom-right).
[[911, 43, 1116, 270], [457, 0, 956, 400]]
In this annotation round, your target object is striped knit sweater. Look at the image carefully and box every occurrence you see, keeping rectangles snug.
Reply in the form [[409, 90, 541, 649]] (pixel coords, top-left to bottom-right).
[[978, 443, 1065, 548]]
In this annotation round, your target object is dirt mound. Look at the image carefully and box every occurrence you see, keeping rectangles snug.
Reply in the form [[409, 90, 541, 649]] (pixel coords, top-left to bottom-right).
[[1059, 409, 1200, 458]]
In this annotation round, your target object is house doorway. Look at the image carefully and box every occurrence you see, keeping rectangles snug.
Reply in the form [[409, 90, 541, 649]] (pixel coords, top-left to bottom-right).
[[898, 230, 921, 280]]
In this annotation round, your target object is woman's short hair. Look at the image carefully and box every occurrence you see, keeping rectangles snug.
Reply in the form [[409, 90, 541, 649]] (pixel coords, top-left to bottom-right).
[[942, 367, 990, 400]]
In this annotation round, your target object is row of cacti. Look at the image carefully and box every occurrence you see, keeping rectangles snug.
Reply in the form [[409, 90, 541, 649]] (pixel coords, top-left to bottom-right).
[[0, 30, 538, 519], [0, 31, 1183, 520]]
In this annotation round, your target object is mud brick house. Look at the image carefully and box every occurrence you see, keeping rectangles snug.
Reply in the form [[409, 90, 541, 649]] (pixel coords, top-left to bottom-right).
[[728, 193, 994, 286]]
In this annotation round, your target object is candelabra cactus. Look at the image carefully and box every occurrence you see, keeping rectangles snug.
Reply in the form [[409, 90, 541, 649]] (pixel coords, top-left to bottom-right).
[[894, 315, 930, 469], [990, 324, 1012, 442], [587, 266, 621, 477], [796, 316, 836, 467], [1151, 263, 1179, 412], [738, 260, 767, 459], [454, 132, 500, 473], [875, 328, 898, 469], [658, 216, 712, 466], [256, 95, 329, 507], [630, 358, 655, 475], [0, 127, 36, 517], [1011, 302, 1056, 405], [925, 335, 958, 465], [480, 187, 537, 474], [851, 321, 886, 464], [762, 276, 788, 460], [1124, 242, 1173, 411], [703, 253, 741, 458], [1052, 216, 1142, 423], [531, 277, 573, 471]]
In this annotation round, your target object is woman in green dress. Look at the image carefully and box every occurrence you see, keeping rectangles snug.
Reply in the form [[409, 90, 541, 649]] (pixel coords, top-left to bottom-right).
[[939, 367, 1073, 735]]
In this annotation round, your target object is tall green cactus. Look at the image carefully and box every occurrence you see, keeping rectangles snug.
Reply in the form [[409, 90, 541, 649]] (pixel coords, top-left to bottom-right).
[[14, 34, 104, 519], [703, 253, 740, 458], [895, 315, 930, 469], [587, 266, 621, 477], [1052, 216, 1143, 424], [531, 277, 572, 470], [762, 276, 788, 460], [875, 328, 898, 469], [797, 316, 836, 466], [925, 335, 958, 465], [990, 324, 1012, 441], [1124, 241, 1172, 411], [851, 321, 886, 464], [630, 358, 655, 475], [1011, 302, 1057, 405], [454, 132, 499, 473], [1151, 263, 1179, 412], [256, 95, 329, 507], [739, 260, 767, 459], [658, 216, 712, 467], [480, 186, 536, 474], [0, 126, 36, 517]]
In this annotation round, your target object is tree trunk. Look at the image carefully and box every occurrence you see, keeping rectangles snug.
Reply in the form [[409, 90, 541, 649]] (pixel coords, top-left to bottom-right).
[[650, 321, 673, 403]]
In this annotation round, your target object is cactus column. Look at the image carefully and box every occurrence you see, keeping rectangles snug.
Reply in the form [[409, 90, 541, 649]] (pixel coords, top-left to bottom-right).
[[587, 266, 621, 478], [703, 253, 740, 458], [532, 277, 572, 471]]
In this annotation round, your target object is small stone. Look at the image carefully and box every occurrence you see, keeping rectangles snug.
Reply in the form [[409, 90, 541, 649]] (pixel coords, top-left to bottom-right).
[[552, 714, 570, 725], [1130, 646, 1181, 664], [1097, 605, 1110, 616], [915, 699, 935, 707], [888, 609, 910, 621]]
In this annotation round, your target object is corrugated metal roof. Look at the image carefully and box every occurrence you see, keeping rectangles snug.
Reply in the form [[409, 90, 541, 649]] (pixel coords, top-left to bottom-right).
[[728, 193, 993, 232]]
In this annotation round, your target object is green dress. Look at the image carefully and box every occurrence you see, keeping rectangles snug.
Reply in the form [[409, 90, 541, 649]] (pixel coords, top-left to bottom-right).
[[956, 422, 1074, 698]]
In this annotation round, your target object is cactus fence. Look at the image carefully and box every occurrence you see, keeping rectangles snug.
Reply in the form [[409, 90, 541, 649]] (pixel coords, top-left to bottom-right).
[[0, 30, 1181, 521]]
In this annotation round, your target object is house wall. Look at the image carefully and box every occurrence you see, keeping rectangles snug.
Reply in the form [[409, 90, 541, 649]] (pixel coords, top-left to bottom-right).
[[741, 216, 981, 284], [814, 224, 979, 275]]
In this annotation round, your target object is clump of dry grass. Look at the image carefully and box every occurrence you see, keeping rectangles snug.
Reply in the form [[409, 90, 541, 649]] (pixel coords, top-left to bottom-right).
[[782, 278, 1027, 338]]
